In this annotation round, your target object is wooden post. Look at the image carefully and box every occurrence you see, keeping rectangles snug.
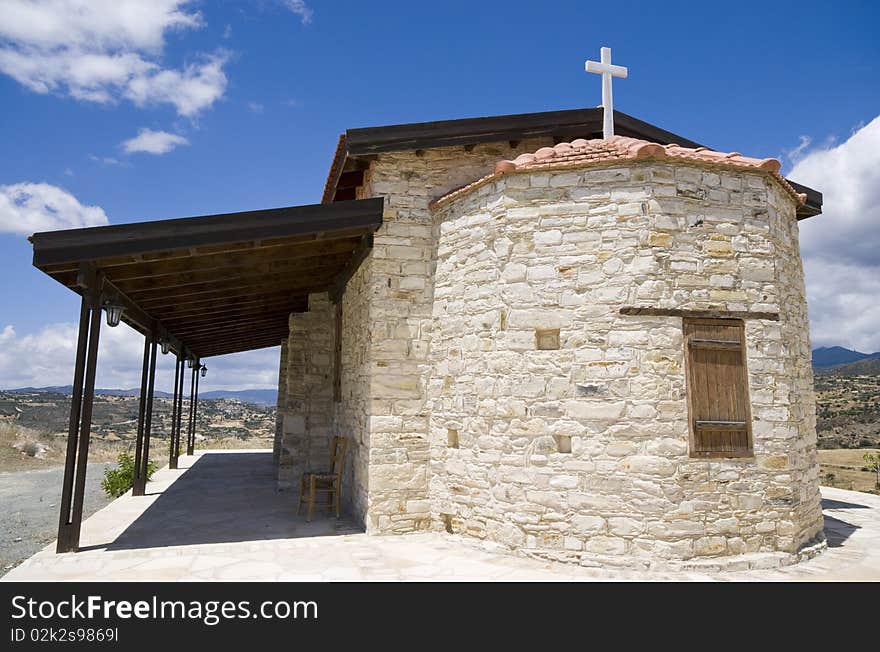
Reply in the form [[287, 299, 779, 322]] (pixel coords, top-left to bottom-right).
[[68, 296, 103, 550], [131, 334, 151, 496], [174, 357, 185, 463], [169, 356, 181, 469], [56, 272, 103, 553], [190, 366, 200, 455], [56, 296, 91, 553], [139, 335, 158, 489], [186, 365, 196, 455]]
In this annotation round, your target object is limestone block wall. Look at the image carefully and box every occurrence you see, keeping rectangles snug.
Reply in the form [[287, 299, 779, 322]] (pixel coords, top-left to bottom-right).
[[428, 161, 823, 567], [272, 340, 288, 466], [277, 293, 335, 490], [356, 138, 554, 533], [332, 259, 373, 526]]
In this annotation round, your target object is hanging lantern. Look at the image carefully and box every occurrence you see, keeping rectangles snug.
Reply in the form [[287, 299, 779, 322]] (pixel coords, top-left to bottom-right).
[[187, 357, 195, 368], [161, 339, 171, 355], [200, 365, 207, 378], [104, 300, 123, 327]]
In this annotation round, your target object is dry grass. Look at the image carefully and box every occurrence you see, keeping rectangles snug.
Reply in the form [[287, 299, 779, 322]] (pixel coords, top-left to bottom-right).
[[0, 422, 65, 472], [819, 448, 879, 494], [196, 436, 274, 451], [1, 422, 132, 473]]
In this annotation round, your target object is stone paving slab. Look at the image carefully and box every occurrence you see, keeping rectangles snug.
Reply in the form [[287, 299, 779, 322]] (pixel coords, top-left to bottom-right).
[[3, 450, 878, 582]]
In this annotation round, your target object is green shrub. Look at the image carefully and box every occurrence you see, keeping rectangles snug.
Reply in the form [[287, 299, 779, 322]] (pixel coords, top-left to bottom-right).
[[863, 451, 880, 488], [22, 441, 40, 457], [101, 452, 159, 498]]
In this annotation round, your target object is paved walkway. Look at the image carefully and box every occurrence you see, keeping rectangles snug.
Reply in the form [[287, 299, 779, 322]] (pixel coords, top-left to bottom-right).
[[4, 450, 878, 581]]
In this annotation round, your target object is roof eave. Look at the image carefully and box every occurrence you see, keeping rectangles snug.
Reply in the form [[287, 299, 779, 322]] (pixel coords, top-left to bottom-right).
[[321, 107, 823, 218]]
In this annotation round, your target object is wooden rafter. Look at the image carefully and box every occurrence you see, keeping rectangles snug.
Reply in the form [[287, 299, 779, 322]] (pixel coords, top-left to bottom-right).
[[31, 198, 384, 360]]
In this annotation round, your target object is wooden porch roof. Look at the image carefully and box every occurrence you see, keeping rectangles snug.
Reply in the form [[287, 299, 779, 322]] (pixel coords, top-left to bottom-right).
[[29, 198, 384, 359]]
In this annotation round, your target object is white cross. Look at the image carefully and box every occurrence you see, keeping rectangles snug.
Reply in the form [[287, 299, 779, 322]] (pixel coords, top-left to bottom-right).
[[585, 46, 628, 138]]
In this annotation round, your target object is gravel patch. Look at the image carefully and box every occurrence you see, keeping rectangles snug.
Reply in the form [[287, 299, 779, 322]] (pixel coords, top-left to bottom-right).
[[1, 463, 112, 576]]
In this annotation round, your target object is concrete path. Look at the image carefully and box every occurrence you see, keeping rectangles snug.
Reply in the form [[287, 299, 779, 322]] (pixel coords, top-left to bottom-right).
[[3, 450, 878, 581]]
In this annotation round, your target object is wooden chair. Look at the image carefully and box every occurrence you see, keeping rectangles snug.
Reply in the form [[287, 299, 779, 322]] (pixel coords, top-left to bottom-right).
[[298, 436, 348, 522]]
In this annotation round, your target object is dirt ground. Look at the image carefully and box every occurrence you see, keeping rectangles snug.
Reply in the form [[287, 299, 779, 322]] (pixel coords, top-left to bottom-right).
[[818, 448, 879, 494], [0, 422, 122, 473], [0, 463, 113, 576]]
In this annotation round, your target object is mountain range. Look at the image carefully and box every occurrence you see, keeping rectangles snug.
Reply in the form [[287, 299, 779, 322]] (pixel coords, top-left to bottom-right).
[[811, 346, 880, 368], [4, 386, 277, 406]]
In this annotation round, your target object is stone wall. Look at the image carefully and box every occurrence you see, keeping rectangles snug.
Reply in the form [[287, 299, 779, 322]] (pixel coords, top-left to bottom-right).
[[428, 160, 824, 568], [332, 259, 373, 526], [272, 340, 288, 466], [277, 293, 335, 490], [356, 138, 553, 533]]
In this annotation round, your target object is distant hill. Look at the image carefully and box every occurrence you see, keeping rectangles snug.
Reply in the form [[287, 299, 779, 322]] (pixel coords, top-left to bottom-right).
[[815, 356, 880, 376], [4, 386, 277, 406], [199, 389, 277, 406], [6, 386, 173, 398], [812, 346, 880, 368]]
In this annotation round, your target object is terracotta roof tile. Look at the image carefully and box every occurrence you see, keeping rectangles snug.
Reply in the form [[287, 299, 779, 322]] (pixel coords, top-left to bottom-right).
[[431, 135, 807, 209]]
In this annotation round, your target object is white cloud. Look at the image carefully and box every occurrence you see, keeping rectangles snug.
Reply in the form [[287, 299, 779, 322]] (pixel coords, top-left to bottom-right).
[[789, 115, 880, 353], [783, 135, 811, 165], [122, 128, 188, 155], [89, 154, 124, 166], [0, 322, 152, 390], [122, 51, 229, 116], [0, 322, 281, 392], [0, 182, 108, 234], [0, 1, 228, 117], [247, 101, 264, 114], [199, 348, 283, 393], [282, 1, 313, 25]]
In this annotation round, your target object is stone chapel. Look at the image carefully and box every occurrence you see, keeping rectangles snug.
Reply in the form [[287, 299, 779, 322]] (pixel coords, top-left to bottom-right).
[[272, 107, 826, 569]]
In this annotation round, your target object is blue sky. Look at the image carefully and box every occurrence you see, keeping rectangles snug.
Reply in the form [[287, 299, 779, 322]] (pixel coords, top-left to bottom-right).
[[1, 0, 879, 391]]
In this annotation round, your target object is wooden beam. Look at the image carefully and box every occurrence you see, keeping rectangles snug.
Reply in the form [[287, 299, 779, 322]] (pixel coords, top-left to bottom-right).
[[344, 157, 373, 172], [171, 314, 292, 338], [695, 420, 748, 431], [688, 338, 742, 351], [152, 295, 307, 321], [143, 288, 310, 313], [112, 254, 352, 294], [190, 331, 290, 353], [171, 311, 293, 331], [162, 310, 296, 335], [336, 170, 365, 190], [619, 307, 780, 321], [334, 188, 357, 201], [189, 335, 290, 355], [104, 239, 359, 282], [31, 197, 384, 267], [343, 107, 607, 155], [187, 327, 290, 350], [137, 281, 323, 310], [190, 327, 289, 350], [198, 338, 286, 358], [126, 268, 341, 302]]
